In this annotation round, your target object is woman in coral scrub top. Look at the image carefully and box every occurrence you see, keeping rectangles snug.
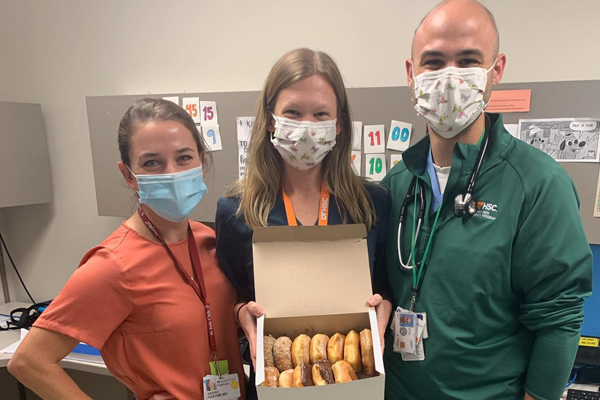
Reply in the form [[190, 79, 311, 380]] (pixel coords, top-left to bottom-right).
[[9, 98, 246, 400]]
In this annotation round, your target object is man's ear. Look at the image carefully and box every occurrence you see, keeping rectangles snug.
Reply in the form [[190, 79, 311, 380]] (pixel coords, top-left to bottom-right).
[[406, 59, 415, 89], [491, 53, 507, 86], [118, 161, 138, 192]]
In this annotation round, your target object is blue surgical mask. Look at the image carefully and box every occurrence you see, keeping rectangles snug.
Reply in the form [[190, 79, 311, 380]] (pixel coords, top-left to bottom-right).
[[129, 166, 208, 222]]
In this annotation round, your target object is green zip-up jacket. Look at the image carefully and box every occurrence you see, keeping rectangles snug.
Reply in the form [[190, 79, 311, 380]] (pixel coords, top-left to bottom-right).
[[381, 113, 592, 400]]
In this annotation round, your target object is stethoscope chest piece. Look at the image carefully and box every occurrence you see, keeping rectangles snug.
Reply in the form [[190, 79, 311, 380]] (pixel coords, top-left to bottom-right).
[[453, 192, 477, 217]]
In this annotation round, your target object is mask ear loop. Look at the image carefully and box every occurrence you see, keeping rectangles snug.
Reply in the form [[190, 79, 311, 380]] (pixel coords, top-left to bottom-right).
[[126, 166, 141, 203], [482, 57, 499, 110], [410, 60, 417, 102]]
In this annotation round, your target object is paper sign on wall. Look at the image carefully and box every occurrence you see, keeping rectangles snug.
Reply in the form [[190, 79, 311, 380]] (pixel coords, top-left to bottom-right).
[[365, 154, 386, 182], [163, 96, 179, 105], [363, 125, 385, 153], [351, 151, 362, 176], [237, 117, 255, 178], [387, 120, 412, 152], [390, 154, 403, 170], [200, 101, 218, 126], [182, 97, 201, 123], [352, 121, 363, 150], [487, 89, 531, 113], [202, 125, 223, 152]]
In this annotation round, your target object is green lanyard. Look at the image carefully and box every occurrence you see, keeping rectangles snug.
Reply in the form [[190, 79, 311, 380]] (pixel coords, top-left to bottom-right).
[[409, 179, 443, 312], [407, 132, 482, 311]]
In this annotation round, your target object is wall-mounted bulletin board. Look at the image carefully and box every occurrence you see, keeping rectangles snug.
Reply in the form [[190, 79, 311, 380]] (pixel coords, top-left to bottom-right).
[[86, 80, 600, 243]]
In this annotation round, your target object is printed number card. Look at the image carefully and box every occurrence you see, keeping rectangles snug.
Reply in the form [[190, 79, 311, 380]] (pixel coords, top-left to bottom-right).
[[202, 125, 223, 152], [352, 121, 363, 150], [390, 154, 403, 171], [365, 154, 386, 182], [163, 96, 179, 104], [351, 150, 362, 176], [364, 124, 385, 153], [182, 97, 201, 123], [200, 101, 218, 126], [387, 120, 412, 152]]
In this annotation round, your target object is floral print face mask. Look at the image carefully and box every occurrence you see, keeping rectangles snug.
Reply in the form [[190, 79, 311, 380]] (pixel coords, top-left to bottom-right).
[[271, 115, 337, 170], [412, 62, 495, 138]]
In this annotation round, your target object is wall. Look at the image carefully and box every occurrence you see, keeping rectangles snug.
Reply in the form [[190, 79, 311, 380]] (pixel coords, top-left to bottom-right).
[[1, 0, 599, 301]]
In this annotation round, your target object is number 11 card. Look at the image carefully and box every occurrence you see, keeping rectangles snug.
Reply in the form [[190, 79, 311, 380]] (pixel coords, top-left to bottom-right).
[[363, 124, 386, 153]]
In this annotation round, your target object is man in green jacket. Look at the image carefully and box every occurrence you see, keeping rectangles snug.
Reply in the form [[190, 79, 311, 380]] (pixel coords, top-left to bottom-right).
[[380, 1, 593, 399]]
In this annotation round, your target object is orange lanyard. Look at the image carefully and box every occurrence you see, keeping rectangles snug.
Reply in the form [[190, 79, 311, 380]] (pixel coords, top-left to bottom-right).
[[282, 181, 330, 226]]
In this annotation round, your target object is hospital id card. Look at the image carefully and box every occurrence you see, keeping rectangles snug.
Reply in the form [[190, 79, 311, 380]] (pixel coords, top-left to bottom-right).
[[393, 307, 417, 354], [202, 374, 241, 400], [403, 313, 426, 361]]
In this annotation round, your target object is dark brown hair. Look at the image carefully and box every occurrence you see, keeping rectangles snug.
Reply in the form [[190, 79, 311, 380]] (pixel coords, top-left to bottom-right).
[[118, 97, 211, 169]]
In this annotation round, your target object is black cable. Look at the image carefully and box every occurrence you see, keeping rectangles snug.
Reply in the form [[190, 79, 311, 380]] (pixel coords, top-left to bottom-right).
[[0, 229, 36, 304]]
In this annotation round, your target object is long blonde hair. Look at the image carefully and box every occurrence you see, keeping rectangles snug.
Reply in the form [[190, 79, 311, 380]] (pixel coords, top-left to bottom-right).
[[228, 48, 376, 230]]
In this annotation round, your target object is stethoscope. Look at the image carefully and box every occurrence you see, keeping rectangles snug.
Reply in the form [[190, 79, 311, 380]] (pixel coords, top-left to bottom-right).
[[397, 114, 491, 270]]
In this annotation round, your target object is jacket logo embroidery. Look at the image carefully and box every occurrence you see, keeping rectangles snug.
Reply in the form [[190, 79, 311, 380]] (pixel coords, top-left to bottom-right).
[[475, 201, 498, 221]]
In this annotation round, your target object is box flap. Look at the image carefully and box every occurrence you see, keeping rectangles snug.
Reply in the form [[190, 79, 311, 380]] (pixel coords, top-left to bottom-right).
[[253, 225, 373, 318]]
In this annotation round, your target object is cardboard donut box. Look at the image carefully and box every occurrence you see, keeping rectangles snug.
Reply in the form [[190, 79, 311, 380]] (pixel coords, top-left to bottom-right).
[[253, 224, 385, 400]]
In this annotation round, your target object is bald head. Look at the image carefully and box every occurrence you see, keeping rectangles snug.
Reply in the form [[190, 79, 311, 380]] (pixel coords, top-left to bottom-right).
[[405, 0, 508, 127], [412, 0, 499, 60]]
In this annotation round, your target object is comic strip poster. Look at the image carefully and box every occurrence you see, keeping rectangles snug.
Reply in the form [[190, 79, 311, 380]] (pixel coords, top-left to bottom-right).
[[518, 118, 600, 162], [595, 169, 600, 218]]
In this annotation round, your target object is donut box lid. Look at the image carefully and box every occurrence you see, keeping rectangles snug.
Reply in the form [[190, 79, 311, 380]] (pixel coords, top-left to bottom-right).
[[252, 224, 372, 318]]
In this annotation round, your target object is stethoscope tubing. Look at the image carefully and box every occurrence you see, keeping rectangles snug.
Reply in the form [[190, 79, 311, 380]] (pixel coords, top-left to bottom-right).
[[397, 115, 491, 271]]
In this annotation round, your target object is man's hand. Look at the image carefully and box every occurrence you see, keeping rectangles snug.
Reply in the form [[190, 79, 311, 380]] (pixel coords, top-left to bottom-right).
[[367, 294, 392, 354]]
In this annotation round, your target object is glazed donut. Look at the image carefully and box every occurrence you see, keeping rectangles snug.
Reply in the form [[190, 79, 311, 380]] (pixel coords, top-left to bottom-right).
[[292, 363, 314, 387], [279, 369, 294, 388], [274, 336, 294, 372], [327, 333, 345, 364], [292, 334, 311, 367], [344, 330, 362, 373], [264, 335, 276, 368], [312, 360, 334, 386], [332, 360, 358, 383], [262, 366, 279, 387], [360, 329, 375, 376], [310, 334, 329, 364]]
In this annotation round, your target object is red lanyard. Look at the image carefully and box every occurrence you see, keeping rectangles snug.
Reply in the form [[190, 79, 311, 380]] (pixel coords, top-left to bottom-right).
[[137, 208, 218, 361], [282, 181, 330, 226]]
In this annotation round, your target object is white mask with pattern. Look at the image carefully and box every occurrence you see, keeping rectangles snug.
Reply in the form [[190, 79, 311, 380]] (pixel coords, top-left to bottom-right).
[[271, 115, 337, 170], [412, 63, 495, 138]]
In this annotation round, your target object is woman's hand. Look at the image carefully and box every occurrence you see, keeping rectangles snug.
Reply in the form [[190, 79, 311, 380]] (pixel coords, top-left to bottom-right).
[[367, 294, 392, 354], [236, 301, 264, 370]]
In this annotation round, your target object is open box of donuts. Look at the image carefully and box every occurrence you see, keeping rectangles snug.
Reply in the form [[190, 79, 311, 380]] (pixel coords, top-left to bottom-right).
[[253, 225, 385, 400]]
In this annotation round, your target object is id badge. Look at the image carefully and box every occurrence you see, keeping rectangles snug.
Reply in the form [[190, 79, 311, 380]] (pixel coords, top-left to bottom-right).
[[415, 314, 425, 344], [202, 373, 241, 400], [402, 338, 425, 361], [393, 307, 417, 354], [403, 314, 426, 361], [417, 312, 428, 340]]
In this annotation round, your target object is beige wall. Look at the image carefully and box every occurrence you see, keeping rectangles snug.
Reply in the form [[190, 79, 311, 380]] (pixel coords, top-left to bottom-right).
[[1, 0, 599, 302]]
